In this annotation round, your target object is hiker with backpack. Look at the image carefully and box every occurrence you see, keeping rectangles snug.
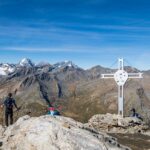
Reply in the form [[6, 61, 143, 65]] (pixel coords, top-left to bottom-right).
[[1, 93, 19, 126]]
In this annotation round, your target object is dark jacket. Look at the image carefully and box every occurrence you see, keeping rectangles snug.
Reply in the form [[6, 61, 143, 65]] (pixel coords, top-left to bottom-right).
[[4, 97, 18, 112]]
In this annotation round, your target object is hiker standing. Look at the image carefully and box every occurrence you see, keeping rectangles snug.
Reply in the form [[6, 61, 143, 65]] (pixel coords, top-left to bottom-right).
[[1, 93, 19, 126]]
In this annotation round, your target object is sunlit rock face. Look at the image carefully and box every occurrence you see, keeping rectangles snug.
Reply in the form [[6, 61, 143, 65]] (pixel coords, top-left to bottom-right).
[[0, 115, 130, 150], [88, 113, 149, 134]]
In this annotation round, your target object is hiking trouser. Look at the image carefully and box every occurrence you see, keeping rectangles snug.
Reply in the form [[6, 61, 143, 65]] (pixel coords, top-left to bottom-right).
[[5, 110, 13, 126]]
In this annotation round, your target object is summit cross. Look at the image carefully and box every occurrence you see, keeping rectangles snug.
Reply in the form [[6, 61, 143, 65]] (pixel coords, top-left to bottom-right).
[[101, 58, 143, 117]]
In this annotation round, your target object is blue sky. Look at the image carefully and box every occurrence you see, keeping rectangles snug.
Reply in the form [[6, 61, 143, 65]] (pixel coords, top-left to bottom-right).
[[0, 0, 150, 70]]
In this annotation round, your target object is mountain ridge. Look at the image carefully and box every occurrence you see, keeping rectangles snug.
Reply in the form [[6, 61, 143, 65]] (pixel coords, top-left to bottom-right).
[[0, 58, 148, 76]]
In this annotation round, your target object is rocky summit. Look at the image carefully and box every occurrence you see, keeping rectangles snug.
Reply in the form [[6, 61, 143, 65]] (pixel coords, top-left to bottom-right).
[[0, 115, 131, 150], [88, 113, 149, 134], [87, 113, 150, 150]]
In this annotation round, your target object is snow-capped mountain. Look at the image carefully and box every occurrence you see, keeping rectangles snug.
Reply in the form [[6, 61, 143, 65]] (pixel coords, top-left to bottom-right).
[[0, 59, 80, 76], [36, 61, 50, 67], [0, 63, 16, 76], [19, 58, 35, 67], [53, 61, 79, 70]]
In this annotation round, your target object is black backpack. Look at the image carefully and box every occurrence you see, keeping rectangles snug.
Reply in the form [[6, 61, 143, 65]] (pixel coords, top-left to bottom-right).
[[5, 98, 14, 109]]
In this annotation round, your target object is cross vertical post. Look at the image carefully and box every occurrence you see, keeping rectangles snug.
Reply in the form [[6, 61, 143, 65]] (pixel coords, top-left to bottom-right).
[[101, 58, 143, 117], [118, 85, 124, 116], [118, 58, 124, 116]]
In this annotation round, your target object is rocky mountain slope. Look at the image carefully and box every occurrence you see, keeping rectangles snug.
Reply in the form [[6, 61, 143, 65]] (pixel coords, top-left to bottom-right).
[[0, 115, 130, 150], [0, 58, 150, 124]]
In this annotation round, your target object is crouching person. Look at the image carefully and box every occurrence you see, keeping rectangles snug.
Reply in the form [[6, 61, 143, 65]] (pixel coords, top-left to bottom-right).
[[48, 107, 60, 116]]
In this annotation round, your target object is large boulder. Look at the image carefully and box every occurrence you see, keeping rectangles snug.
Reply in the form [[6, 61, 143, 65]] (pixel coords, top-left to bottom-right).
[[88, 113, 149, 134], [0, 115, 130, 150]]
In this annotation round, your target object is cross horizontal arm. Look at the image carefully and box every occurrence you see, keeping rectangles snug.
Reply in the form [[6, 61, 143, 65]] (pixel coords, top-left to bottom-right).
[[128, 73, 143, 78], [101, 74, 114, 78]]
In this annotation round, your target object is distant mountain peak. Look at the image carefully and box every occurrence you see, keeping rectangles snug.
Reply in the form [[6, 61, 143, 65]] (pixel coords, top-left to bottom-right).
[[19, 58, 35, 67], [54, 61, 78, 69], [36, 61, 50, 67], [0, 63, 16, 76]]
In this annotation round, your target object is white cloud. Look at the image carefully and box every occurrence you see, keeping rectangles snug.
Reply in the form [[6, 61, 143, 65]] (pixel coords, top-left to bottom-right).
[[1, 46, 99, 53]]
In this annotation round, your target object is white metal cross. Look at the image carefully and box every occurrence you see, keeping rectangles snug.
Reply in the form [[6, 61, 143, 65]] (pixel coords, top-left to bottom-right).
[[101, 58, 143, 117]]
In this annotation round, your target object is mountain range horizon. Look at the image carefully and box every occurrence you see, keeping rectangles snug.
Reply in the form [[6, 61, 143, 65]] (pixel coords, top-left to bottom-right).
[[0, 58, 149, 74]]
